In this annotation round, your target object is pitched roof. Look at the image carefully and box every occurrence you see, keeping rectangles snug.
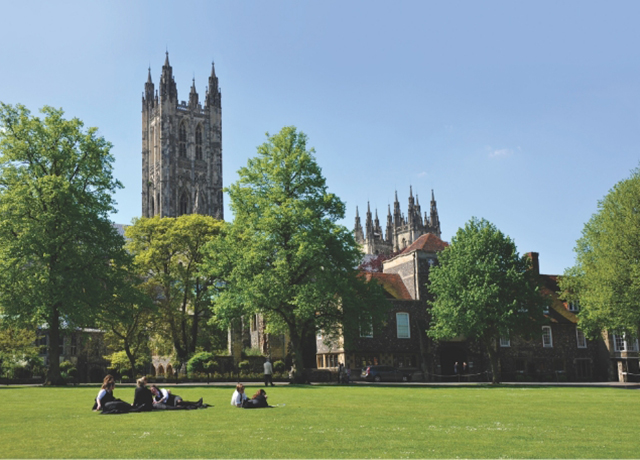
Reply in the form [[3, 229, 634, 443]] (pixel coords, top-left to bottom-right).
[[361, 272, 412, 300], [401, 233, 449, 255]]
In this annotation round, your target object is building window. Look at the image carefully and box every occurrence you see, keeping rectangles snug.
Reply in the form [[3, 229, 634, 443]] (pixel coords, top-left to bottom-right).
[[359, 315, 373, 338], [542, 326, 553, 348], [179, 122, 187, 157], [613, 333, 639, 352], [393, 355, 416, 368], [70, 335, 77, 356], [542, 326, 553, 347], [576, 328, 587, 348], [396, 313, 410, 339], [575, 358, 592, 379], [568, 301, 580, 312], [500, 336, 511, 347], [179, 192, 189, 215], [195, 124, 203, 160], [355, 354, 379, 367]]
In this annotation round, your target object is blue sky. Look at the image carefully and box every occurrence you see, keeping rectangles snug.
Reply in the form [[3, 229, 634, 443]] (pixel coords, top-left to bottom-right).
[[2, 0, 639, 275]]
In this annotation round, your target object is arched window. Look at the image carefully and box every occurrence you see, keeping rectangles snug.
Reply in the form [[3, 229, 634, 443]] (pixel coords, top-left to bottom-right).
[[179, 121, 187, 157], [179, 192, 189, 215], [156, 365, 164, 376], [197, 192, 206, 214], [195, 124, 203, 160]]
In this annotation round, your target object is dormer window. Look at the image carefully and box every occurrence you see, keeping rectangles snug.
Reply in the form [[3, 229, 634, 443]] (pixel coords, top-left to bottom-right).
[[568, 301, 580, 312]]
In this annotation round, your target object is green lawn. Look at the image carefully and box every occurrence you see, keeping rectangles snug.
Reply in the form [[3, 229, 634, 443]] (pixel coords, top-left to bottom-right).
[[0, 384, 637, 458]]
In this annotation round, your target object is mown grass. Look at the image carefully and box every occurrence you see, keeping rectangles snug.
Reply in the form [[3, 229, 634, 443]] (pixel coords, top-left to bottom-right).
[[0, 384, 637, 458]]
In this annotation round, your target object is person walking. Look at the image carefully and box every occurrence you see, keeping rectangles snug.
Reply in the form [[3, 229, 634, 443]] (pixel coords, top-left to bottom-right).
[[264, 358, 274, 387]]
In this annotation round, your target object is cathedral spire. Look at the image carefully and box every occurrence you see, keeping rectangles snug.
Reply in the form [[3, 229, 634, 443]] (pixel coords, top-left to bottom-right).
[[365, 202, 373, 240], [354, 206, 364, 244], [160, 52, 177, 102], [143, 67, 155, 106], [429, 189, 441, 238], [189, 78, 199, 109], [206, 60, 221, 108]]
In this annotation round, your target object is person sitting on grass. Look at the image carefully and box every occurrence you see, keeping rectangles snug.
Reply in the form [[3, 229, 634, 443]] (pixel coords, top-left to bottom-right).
[[93, 375, 132, 414], [231, 383, 248, 407], [131, 377, 154, 412], [93, 375, 115, 411], [150, 385, 204, 409], [242, 389, 271, 409]]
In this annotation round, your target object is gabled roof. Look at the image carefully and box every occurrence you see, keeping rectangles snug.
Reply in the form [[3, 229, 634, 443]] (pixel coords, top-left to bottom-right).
[[361, 272, 412, 300], [401, 233, 449, 255], [540, 274, 578, 324]]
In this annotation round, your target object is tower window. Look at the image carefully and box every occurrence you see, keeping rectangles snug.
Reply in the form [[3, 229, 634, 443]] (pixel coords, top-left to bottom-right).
[[179, 192, 189, 215], [195, 124, 203, 160], [179, 122, 187, 157]]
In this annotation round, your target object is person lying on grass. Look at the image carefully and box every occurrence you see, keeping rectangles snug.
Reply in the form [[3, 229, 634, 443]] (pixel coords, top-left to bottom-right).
[[242, 389, 271, 409], [150, 385, 205, 409]]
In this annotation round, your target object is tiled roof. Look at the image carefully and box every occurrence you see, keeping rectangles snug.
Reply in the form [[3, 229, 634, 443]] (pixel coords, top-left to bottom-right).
[[540, 274, 578, 324], [361, 272, 412, 300], [401, 233, 449, 254]]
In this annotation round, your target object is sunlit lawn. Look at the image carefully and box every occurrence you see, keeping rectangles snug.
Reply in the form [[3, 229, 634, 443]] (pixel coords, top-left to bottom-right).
[[0, 384, 637, 458]]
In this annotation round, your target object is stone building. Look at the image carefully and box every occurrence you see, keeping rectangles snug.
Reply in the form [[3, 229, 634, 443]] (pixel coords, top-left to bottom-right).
[[355, 187, 441, 255], [318, 237, 613, 382], [141, 53, 223, 219]]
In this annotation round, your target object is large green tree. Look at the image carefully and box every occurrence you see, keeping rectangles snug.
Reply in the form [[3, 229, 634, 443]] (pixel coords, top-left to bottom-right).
[[428, 218, 545, 383], [125, 214, 223, 366], [201, 126, 387, 382], [0, 104, 127, 385], [559, 167, 640, 339]]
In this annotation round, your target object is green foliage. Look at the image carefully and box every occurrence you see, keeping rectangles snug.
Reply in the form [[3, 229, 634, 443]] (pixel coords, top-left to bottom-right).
[[273, 360, 286, 373], [0, 323, 40, 377], [0, 104, 127, 385], [125, 214, 223, 365], [104, 350, 149, 377], [187, 352, 218, 376], [0, 386, 639, 458], [243, 347, 264, 357], [428, 218, 545, 382], [202, 126, 387, 381], [560, 167, 640, 338], [238, 360, 251, 374]]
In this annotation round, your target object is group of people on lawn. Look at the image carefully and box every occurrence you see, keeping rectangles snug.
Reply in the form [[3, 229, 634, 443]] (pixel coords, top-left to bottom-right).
[[94, 375, 271, 414]]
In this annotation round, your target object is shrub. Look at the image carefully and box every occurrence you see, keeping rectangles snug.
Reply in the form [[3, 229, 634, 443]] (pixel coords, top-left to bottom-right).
[[238, 360, 251, 374], [187, 352, 217, 377], [243, 348, 264, 357], [273, 360, 286, 373]]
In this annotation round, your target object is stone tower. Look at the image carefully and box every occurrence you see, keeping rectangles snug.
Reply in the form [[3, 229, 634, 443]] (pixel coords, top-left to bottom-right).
[[355, 187, 441, 255], [142, 53, 223, 219]]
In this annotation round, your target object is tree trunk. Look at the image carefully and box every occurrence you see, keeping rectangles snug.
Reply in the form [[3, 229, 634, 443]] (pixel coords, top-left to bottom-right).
[[484, 339, 500, 384], [124, 341, 136, 378], [289, 330, 307, 384], [45, 308, 65, 386]]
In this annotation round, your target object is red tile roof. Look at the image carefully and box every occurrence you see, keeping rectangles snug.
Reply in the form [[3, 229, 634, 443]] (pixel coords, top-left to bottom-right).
[[401, 233, 449, 254], [361, 272, 412, 300]]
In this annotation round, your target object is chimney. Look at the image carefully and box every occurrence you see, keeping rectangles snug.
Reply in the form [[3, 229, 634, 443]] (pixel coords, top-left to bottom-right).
[[527, 252, 540, 275]]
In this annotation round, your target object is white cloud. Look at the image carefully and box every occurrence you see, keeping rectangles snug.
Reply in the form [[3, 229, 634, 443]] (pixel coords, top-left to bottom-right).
[[488, 148, 513, 159], [417, 171, 427, 178]]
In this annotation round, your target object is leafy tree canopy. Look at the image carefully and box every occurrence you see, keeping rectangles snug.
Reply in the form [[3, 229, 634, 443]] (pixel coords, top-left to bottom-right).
[[428, 217, 545, 383], [201, 126, 387, 381], [560, 167, 640, 339], [0, 104, 127, 384], [125, 214, 224, 365]]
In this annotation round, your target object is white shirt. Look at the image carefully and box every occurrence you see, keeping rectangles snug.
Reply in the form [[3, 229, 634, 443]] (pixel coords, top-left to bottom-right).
[[230, 390, 247, 406], [157, 388, 170, 403], [264, 361, 273, 375]]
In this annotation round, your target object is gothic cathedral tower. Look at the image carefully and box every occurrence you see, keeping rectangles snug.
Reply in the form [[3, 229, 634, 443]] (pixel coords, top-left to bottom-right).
[[142, 53, 223, 219]]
